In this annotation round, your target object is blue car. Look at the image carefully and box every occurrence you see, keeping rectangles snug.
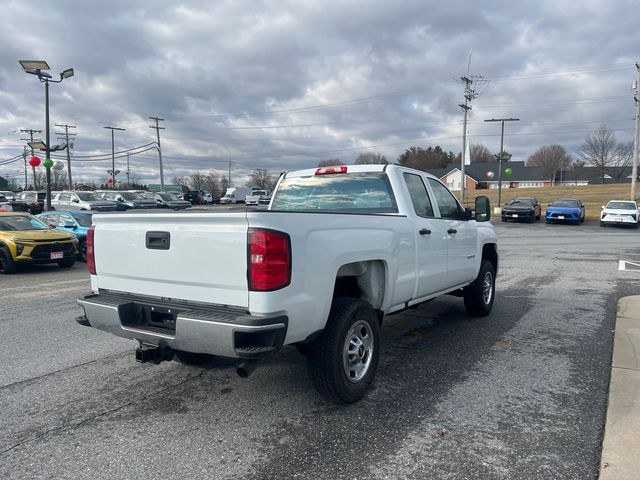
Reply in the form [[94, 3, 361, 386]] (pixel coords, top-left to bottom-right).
[[37, 211, 93, 261], [545, 198, 585, 225]]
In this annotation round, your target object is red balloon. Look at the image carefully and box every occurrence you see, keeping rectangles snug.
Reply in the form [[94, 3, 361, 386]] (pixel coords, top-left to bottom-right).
[[107, 178, 113, 184], [29, 155, 41, 167]]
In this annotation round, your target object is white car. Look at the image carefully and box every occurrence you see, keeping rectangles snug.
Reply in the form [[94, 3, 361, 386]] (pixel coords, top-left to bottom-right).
[[0, 191, 16, 201], [600, 200, 640, 228]]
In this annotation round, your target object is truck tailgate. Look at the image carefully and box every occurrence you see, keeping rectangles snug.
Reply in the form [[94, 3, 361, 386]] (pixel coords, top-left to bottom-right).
[[93, 212, 249, 308]]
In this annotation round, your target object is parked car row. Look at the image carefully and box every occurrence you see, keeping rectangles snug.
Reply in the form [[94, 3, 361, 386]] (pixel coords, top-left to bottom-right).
[[501, 196, 639, 227]]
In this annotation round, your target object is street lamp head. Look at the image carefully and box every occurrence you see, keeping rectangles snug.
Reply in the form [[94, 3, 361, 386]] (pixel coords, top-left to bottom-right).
[[19, 60, 50, 71], [27, 140, 47, 150], [60, 68, 74, 79]]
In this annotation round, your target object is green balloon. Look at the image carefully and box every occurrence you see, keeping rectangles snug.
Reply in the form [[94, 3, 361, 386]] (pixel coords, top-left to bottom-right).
[[504, 168, 513, 175], [43, 158, 54, 169]]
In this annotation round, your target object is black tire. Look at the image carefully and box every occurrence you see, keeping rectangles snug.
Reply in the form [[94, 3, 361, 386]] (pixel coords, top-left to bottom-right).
[[580, 215, 585, 223], [0, 248, 17, 274], [545, 219, 550, 224], [173, 350, 214, 365], [463, 259, 496, 317], [600, 221, 606, 227], [307, 298, 380, 404], [501, 217, 507, 223], [57, 258, 76, 268], [79, 241, 87, 262]]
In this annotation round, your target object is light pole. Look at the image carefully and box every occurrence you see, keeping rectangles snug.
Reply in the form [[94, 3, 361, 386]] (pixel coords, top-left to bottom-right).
[[484, 117, 519, 210], [19, 60, 74, 210], [104, 126, 125, 189]]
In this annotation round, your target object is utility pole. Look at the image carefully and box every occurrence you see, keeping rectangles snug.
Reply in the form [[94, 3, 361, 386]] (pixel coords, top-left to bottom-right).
[[55, 123, 76, 189], [458, 53, 485, 204], [149, 116, 165, 191], [459, 77, 473, 203], [126, 153, 130, 187], [632, 62, 640, 201], [484, 118, 520, 210], [104, 126, 125, 189], [228, 158, 232, 186], [22, 146, 28, 189], [20, 128, 42, 190]]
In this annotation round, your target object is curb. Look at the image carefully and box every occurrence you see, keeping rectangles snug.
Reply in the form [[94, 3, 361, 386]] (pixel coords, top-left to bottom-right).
[[599, 295, 640, 479]]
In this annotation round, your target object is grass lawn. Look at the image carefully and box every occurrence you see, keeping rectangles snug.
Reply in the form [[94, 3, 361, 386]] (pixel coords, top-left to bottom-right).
[[459, 184, 639, 222]]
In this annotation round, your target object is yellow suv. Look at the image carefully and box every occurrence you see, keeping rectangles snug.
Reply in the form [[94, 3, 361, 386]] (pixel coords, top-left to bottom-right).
[[0, 212, 79, 274]]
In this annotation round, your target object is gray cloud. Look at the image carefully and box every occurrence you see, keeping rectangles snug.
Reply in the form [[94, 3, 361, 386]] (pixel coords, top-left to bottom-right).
[[1, 0, 638, 186]]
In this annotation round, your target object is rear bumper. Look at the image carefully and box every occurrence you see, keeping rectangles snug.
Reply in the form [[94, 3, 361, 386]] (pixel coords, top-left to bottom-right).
[[77, 293, 288, 359]]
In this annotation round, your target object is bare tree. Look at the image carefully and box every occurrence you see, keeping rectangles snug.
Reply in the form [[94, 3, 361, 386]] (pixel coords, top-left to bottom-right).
[[579, 125, 617, 184], [220, 175, 229, 195], [50, 170, 69, 190], [246, 168, 277, 191], [609, 142, 633, 181], [188, 172, 207, 191], [527, 144, 573, 183], [353, 152, 388, 165], [202, 172, 221, 198], [469, 144, 492, 163], [317, 158, 344, 167]]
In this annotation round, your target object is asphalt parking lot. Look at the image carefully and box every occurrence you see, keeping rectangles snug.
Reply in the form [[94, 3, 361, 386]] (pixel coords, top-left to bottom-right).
[[2, 219, 640, 479]]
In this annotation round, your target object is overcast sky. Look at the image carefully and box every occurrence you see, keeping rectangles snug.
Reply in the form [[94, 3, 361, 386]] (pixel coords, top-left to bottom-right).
[[1, 0, 638, 187]]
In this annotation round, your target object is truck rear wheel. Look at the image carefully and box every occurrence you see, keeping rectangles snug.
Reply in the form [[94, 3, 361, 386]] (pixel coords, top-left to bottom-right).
[[463, 259, 496, 317], [307, 297, 380, 404]]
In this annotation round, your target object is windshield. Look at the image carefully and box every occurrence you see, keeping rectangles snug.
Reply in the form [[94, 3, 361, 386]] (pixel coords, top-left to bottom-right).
[[507, 198, 533, 206], [271, 173, 398, 213], [551, 199, 579, 208], [0, 215, 50, 231], [607, 201, 637, 210], [252, 190, 267, 196], [73, 214, 93, 227], [76, 192, 103, 201], [120, 192, 143, 200]]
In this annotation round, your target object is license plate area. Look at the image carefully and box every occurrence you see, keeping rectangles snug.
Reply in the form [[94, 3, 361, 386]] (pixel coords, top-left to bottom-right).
[[512, 214, 518, 218], [50, 251, 63, 259], [558, 215, 565, 220], [119, 302, 184, 333]]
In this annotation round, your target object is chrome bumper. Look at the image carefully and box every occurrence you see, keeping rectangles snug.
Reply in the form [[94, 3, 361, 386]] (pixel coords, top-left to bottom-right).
[[77, 293, 287, 359]]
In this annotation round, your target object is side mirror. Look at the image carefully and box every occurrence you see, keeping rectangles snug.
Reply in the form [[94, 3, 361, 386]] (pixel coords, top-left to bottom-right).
[[601, 205, 605, 209], [475, 196, 491, 222], [64, 223, 75, 229], [117, 198, 124, 202], [72, 198, 79, 203]]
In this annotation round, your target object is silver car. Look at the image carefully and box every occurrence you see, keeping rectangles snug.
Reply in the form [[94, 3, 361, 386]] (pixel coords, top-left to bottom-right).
[[52, 191, 118, 212]]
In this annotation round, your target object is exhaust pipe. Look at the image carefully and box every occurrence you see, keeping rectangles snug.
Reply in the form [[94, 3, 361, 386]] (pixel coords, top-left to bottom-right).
[[236, 360, 258, 378], [136, 344, 173, 364]]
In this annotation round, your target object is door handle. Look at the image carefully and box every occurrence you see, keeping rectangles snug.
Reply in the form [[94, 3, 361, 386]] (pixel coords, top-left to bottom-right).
[[419, 228, 431, 235], [447, 228, 457, 234]]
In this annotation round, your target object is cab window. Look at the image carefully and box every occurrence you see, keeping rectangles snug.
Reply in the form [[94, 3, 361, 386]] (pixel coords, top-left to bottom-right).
[[427, 178, 462, 219]]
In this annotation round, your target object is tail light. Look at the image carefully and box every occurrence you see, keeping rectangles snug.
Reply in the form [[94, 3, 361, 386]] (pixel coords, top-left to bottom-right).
[[248, 229, 291, 291], [87, 227, 96, 275]]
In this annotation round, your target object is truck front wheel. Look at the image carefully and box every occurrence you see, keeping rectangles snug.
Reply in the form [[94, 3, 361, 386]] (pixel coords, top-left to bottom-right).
[[307, 298, 380, 404], [463, 259, 496, 317]]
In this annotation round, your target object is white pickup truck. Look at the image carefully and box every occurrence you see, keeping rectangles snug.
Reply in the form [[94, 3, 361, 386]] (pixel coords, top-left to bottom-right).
[[78, 164, 497, 403], [245, 189, 269, 206]]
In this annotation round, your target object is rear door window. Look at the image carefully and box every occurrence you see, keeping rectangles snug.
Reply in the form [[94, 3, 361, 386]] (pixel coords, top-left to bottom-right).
[[403, 173, 434, 218]]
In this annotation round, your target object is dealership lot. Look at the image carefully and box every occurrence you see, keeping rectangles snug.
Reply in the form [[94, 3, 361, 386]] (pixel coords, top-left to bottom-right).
[[1, 220, 640, 479]]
